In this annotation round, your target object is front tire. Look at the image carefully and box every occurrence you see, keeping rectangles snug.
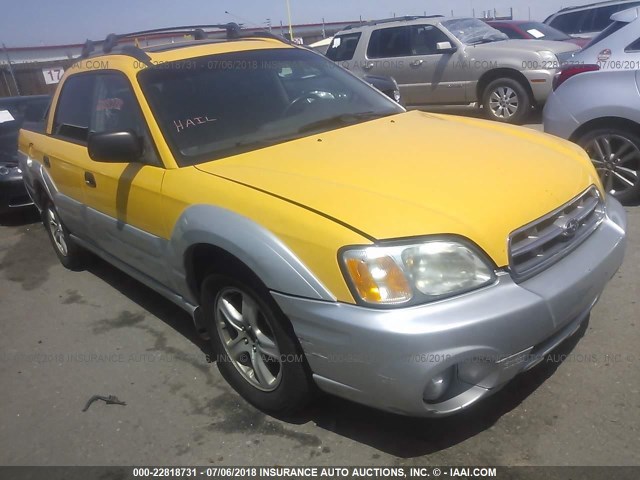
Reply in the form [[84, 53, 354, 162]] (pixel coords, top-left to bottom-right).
[[577, 127, 640, 204], [201, 274, 313, 414], [42, 200, 87, 270], [482, 78, 531, 124]]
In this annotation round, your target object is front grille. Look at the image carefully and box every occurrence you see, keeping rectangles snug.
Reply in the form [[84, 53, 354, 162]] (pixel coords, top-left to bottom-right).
[[508, 186, 605, 280]]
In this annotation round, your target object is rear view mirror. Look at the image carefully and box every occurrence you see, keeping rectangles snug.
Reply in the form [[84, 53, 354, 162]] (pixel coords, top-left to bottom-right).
[[88, 131, 142, 163], [436, 42, 457, 54]]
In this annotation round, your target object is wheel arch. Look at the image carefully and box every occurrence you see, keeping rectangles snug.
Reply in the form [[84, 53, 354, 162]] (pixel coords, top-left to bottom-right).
[[477, 68, 534, 104], [569, 117, 640, 143], [173, 205, 336, 305], [185, 243, 265, 302], [32, 179, 49, 210]]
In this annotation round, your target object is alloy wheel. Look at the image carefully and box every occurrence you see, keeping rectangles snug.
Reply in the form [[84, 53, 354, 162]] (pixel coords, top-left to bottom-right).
[[46, 207, 68, 257], [489, 86, 519, 119], [215, 287, 283, 391], [585, 134, 640, 196]]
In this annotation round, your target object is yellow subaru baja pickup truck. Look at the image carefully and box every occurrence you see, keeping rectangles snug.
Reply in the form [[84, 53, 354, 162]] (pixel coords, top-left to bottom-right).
[[19, 24, 627, 417]]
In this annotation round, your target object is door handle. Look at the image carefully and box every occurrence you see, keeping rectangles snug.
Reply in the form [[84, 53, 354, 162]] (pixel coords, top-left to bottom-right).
[[84, 172, 97, 188], [43, 155, 51, 168], [410, 59, 424, 67], [363, 62, 374, 70]]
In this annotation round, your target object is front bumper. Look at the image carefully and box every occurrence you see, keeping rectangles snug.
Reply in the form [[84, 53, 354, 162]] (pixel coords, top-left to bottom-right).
[[522, 69, 555, 105], [273, 196, 626, 417], [0, 171, 33, 215]]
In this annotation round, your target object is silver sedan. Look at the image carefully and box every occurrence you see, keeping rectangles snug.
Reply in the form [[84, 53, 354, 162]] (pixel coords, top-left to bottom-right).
[[544, 68, 640, 203]]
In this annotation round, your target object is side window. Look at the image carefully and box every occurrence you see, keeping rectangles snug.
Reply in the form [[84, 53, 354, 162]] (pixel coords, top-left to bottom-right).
[[326, 33, 362, 61], [53, 74, 96, 143], [367, 26, 411, 58], [626, 37, 640, 52], [90, 73, 159, 166], [550, 10, 591, 35], [410, 25, 454, 55], [590, 5, 620, 32]]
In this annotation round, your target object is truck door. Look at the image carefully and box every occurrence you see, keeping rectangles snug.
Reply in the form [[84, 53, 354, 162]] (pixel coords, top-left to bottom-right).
[[44, 74, 96, 236], [81, 72, 168, 284]]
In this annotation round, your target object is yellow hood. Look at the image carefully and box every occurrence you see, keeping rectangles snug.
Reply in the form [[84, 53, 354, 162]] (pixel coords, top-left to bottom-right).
[[196, 110, 600, 266]]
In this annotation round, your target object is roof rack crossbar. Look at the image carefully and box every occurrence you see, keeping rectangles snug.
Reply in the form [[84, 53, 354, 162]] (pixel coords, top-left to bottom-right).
[[78, 22, 290, 65], [344, 15, 444, 29]]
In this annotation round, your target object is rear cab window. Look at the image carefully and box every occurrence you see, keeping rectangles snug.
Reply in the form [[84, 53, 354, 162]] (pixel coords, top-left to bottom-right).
[[326, 33, 362, 61]]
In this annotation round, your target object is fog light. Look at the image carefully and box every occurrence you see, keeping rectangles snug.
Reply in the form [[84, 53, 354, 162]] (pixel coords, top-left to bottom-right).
[[423, 367, 455, 402]]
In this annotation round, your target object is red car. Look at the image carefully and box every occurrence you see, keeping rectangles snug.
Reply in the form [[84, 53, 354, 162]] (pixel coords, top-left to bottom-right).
[[486, 20, 590, 48]]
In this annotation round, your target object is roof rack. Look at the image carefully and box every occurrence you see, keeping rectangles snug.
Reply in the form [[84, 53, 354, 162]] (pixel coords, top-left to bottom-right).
[[79, 23, 288, 66], [343, 15, 444, 29]]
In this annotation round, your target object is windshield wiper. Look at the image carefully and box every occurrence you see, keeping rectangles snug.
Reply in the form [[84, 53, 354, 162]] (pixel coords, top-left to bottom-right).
[[297, 111, 393, 134], [468, 38, 499, 45]]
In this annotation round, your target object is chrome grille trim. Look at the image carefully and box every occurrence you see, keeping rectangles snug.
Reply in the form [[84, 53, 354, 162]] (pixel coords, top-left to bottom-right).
[[508, 186, 605, 281]]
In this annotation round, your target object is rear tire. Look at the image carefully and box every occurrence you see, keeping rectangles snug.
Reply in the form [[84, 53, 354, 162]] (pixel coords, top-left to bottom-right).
[[482, 78, 531, 124], [201, 273, 314, 414], [42, 199, 87, 271], [576, 127, 640, 204]]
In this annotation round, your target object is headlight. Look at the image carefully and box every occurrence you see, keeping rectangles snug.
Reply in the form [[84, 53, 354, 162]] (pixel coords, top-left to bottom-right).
[[393, 89, 402, 103], [538, 50, 558, 67], [0, 164, 20, 176], [341, 238, 496, 307]]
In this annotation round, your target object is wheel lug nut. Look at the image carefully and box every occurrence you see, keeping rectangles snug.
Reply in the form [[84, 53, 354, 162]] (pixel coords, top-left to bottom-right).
[[244, 339, 249, 344]]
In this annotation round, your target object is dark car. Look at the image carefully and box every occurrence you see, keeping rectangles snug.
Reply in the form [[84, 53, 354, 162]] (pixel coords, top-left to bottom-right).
[[0, 95, 50, 216], [362, 74, 402, 104], [486, 20, 590, 48]]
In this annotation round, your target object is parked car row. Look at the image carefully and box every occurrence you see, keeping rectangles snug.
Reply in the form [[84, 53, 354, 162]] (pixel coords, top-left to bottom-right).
[[320, 6, 640, 202], [326, 16, 580, 124]]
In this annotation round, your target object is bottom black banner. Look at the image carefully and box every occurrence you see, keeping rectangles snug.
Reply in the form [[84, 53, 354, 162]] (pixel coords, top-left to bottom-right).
[[0, 466, 638, 480]]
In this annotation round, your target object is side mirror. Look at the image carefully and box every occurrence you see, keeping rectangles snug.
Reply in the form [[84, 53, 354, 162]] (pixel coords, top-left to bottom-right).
[[88, 131, 142, 163], [436, 41, 457, 54]]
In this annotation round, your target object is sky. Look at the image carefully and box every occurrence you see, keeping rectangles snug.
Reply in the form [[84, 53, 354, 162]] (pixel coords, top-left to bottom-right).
[[0, 0, 591, 47]]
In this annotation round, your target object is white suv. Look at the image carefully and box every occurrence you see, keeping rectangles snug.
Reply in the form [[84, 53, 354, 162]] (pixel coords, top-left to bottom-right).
[[545, 0, 640, 39]]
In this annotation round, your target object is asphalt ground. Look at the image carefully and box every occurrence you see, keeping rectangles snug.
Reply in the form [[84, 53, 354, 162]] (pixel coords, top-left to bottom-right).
[[0, 115, 638, 466]]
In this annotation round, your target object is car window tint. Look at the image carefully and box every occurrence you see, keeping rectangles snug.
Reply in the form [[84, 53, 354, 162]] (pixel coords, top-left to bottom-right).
[[326, 33, 361, 61], [626, 37, 640, 52], [492, 25, 521, 39], [138, 48, 401, 166], [367, 26, 411, 58], [590, 5, 623, 31], [91, 73, 159, 166], [584, 21, 628, 48], [549, 10, 591, 34], [410, 25, 453, 54], [53, 74, 96, 143]]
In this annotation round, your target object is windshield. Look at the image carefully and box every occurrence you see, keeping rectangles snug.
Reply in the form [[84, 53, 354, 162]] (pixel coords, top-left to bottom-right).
[[518, 22, 572, 41], [138, 48, 401, 166], [442, 18, 508, 44]]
